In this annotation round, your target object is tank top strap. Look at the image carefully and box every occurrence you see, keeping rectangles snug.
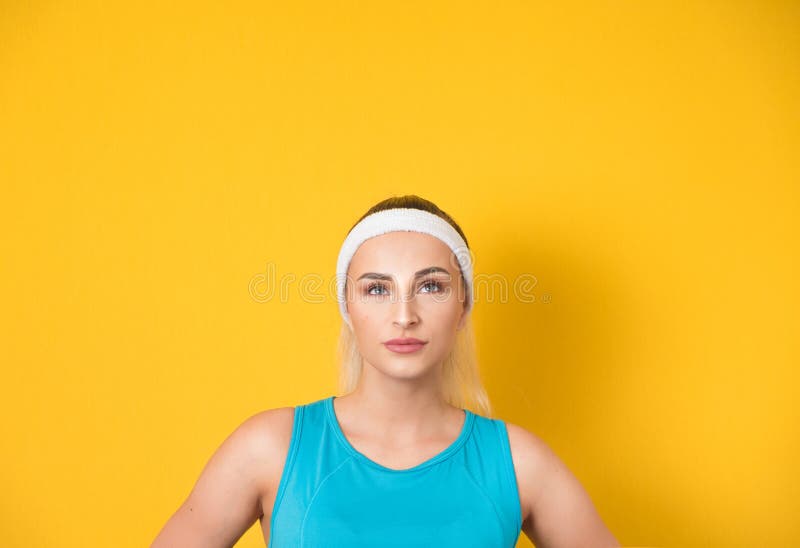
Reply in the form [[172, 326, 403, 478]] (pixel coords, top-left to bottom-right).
[[460, 413, 525, 536], [268, 397, 354, 547]]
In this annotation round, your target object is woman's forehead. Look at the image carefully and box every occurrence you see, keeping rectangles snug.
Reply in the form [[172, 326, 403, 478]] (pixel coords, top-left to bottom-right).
[[349, 232, 455, 271]]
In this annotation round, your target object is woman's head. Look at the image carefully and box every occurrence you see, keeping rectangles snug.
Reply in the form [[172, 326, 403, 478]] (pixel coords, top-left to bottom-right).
[[335, 194, 492, 416], [345, 230, 467, 385]]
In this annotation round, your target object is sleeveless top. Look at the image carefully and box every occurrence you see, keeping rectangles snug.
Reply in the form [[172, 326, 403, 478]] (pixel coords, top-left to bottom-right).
[[268, 395, 523, 547]]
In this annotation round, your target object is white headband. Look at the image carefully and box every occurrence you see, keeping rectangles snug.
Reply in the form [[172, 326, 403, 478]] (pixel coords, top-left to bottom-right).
[[336, 208, 474, 328]]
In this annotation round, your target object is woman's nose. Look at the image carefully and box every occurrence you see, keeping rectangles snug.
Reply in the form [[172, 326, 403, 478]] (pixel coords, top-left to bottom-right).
[[392, 295, 419, 327]]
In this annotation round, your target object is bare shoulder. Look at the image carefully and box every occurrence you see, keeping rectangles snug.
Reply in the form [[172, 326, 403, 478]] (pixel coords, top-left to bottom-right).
[[502, 421, 556, 525], [150, 406, 297, 547], [203, 406, 296, 502], [239, 407, 296, 490], [241, 406, 295, 447], [244, 406, 296, 536], [502, 420, 619, 548], [204, 406, 296, 493]]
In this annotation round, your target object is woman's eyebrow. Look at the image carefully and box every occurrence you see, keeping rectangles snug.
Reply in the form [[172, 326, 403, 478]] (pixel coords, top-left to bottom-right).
[[357, 266, 450, 282]]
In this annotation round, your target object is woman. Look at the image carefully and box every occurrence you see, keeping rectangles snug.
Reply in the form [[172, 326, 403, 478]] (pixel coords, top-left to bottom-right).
[[152, 195, 619, 548]]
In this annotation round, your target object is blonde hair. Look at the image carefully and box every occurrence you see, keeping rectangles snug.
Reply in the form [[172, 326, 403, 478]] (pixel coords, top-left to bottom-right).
[[334, 194, 494, 418]]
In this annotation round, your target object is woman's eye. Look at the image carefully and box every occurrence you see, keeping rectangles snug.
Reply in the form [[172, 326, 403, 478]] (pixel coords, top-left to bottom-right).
[[366, 283, 387, 295], [421, 280, 442, 293]]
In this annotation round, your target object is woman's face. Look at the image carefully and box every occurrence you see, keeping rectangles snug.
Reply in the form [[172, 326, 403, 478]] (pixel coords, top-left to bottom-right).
[[345, 231, 468, 380]]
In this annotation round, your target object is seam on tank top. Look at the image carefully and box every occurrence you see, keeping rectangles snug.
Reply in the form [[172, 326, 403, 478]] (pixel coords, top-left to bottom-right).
[[299, 455, 356, 546], [496, 420, 524, 533], [457, 462, 512, 546], [268, 405, 304, 548]]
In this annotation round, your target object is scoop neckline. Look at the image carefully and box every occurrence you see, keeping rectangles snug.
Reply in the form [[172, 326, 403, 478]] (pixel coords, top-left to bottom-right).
[[324, 395, 475, 474]]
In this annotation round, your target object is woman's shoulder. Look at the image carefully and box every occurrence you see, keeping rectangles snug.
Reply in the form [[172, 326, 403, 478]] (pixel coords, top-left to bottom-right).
[[500, 420, 560, 527], [237, 406, 296, 463], [230, 406, 297, 503], [213, 407, 296, 482], [502, 420, 555, 462], [149, 406, 298, 545], [496, 419, 554, 465], [501, 420, 618, 547], [244, 405, 296, 432]]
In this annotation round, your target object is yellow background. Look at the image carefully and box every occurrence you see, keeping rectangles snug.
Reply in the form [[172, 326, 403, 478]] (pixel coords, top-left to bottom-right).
[[1, 2, 797, 547]]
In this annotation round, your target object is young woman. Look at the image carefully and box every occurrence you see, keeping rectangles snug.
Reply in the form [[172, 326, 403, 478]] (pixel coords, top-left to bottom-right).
[[152, 195, 619, 548]]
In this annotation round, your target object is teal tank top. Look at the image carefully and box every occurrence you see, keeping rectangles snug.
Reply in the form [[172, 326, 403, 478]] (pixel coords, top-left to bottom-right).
[[268, 395, 523, 547]]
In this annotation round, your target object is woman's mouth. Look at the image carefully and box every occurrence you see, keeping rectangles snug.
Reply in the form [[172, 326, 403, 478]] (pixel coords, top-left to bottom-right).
[[383, 338, 428, 354]]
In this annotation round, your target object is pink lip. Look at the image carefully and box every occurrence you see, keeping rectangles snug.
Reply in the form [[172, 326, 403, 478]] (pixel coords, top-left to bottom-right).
[[384, 338, 428, 354], [385, 338, 426, 345]]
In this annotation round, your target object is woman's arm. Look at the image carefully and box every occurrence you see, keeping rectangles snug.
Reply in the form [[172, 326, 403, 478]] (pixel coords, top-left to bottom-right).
[[150, 408, 290, 548], [505, 422, 619, 548]]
